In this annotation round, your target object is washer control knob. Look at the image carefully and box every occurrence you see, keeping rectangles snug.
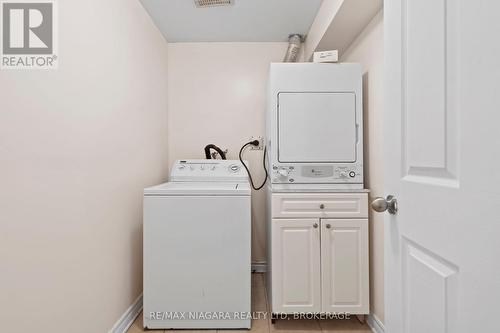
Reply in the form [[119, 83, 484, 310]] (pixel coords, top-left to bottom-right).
[[278, 168, 289, 177], [229, 164, 240, 172], [349, 171, 356, 178]]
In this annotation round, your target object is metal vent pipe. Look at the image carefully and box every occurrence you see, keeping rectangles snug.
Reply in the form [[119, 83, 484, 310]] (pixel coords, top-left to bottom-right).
[[283, 34, 303, 62]]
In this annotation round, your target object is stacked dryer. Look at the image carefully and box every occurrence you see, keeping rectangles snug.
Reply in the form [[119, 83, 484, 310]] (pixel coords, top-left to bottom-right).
[[265, 63, 370, 318], [266, 63, 364, 190]]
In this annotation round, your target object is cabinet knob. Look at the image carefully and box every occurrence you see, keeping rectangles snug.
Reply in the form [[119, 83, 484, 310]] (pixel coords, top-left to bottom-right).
[[326, 224, 331, 229], [319, 204, 325, 209], [313, 223, 318, 228]]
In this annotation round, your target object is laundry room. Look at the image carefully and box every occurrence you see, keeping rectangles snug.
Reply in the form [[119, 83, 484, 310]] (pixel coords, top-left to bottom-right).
[[2, 1, 499, 333], [158, 2, 384, 331]]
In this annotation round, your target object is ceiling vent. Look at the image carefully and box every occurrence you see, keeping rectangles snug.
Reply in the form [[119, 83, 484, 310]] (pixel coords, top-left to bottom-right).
[[194, 0, 233, 8]]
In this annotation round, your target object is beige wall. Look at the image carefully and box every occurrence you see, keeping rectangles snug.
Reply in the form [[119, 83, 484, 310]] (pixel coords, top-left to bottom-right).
[[0, 0, 169, 332], [341, 11, 385, 323], [304, 0, 344, 59], [167, 42, 288, 263]]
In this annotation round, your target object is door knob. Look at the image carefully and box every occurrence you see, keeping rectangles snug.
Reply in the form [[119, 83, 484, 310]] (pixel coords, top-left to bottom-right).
[[313, 223, 319, 228], [371, 195, 398, 215]]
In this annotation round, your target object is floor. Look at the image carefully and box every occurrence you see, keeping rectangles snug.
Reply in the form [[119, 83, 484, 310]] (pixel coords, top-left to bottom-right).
[[127, 273, 372, 333]]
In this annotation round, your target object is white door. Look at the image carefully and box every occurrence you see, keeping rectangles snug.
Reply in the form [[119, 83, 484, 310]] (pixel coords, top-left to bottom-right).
[[320, 219, 369, 314], [384, 1, 500, 332], [271, 219, 321, 313]]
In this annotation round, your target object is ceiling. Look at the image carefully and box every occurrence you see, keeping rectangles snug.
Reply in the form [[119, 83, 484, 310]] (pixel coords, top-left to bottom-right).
[[139, 0, 323, 42]]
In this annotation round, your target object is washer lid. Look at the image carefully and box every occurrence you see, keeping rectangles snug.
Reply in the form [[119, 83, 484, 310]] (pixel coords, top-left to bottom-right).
[[144, 182, 251, 196]]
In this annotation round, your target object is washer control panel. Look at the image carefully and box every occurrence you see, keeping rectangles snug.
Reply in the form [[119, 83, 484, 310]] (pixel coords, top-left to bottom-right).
[[271, 164, 362, 184], [171, 160, 248, 182]]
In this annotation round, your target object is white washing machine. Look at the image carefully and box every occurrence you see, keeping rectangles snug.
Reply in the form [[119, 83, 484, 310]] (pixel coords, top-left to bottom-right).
[[143, 160, 251, 330]]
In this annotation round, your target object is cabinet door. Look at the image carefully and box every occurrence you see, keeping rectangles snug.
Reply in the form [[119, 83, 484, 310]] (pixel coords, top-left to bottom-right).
[[271, 219, 321, 313], [320, 219, 369, 314]]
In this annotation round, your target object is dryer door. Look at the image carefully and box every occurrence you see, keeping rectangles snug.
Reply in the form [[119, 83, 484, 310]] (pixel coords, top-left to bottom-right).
[[278, 92, 357, 163]]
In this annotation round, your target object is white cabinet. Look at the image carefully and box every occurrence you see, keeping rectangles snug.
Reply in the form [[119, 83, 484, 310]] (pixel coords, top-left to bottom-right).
[[320, 219, 369, 314], [271, 192, 368, 218], [268, 192, 369, 315], [271, 219, 321, 313]]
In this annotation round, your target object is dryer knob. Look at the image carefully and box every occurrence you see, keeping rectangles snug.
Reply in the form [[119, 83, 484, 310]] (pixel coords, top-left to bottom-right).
[[278, 168, 289, 177]]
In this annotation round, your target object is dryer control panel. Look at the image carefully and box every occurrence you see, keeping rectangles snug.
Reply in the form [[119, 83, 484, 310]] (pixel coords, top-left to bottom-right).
[[271, 163, 363, 185], [170, 160, 249, 182]]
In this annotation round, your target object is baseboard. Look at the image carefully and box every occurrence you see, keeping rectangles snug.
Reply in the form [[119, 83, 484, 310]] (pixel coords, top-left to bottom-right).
[[108, 262, 265, 333], [251, 261, 267, 273], [366, 314, 385, 333], [108, 294, 143, 333]]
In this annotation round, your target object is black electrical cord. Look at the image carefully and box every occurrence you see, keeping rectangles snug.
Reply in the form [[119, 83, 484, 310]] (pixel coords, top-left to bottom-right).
[[239, 140, 268, 191]]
